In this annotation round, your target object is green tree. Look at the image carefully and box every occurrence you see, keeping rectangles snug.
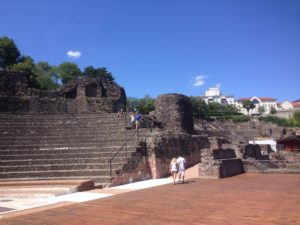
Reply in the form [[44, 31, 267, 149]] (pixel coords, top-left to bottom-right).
[[126, 95, 155, 114], [137, 95, 155, 114], [270, 106, 277, 114], [58, 62, 81, 84], [242, 100, 255, 114], [11, 55, 39, 88], [83, 66, 114, 81], [35, 61, 58, 90], [258, 106, 265, 114], [291, 110, 300, 127], [190, 97, 208, 118], [0, 36, 21, 68]]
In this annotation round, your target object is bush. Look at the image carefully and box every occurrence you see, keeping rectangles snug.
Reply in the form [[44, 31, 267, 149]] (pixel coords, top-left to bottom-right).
[[259, 116, 290, 126], [231, 115, 251, 123]]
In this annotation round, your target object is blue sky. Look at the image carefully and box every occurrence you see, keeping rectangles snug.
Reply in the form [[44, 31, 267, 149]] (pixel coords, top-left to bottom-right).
[[1, 0, 299, 102]]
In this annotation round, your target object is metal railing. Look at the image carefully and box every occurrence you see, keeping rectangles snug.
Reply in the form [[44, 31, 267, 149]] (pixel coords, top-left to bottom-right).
[[108, 129, 139, 177]]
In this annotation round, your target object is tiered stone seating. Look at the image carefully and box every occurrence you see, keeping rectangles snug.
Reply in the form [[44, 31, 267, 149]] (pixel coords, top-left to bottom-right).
[[0, 113, 148, 186]]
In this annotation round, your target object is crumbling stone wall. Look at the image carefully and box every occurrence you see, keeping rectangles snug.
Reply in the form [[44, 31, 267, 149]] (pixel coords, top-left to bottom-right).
[[0, 71, 126, 114], [0, 71, 29, 96], [154, 93, 194, 133], [145, 130, 209, 178], [199, 137, 245, 179]]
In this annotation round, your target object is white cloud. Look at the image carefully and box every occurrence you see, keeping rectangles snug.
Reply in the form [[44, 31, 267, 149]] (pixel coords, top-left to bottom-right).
[[193, 75, 206, 87], [67, 50, 81, 59]]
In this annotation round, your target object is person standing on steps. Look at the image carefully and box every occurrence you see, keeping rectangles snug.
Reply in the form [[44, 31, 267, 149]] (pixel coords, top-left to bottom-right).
[[117, 108, 124, 120], [176, 156, 186, 183], [135, 111, 142, 130], [130, 112, 136, 130], [169, 158, 178, 185]]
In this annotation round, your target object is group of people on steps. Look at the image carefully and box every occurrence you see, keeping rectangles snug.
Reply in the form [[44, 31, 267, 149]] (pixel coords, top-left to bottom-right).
[[117, 108, 142, 130]]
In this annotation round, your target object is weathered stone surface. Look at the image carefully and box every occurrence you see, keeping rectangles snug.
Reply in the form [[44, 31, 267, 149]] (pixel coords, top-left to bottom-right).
[[0, 72, 126, 114], [144, 130, 209, 178], [154, 93, 194, 133], [0, 71, 29, 96]]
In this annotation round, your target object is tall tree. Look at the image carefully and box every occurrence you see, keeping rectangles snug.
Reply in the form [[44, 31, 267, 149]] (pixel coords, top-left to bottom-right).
[[58, 62, 81, 84], [0, 36, 21, 68], [35, 61, 58, 90], [242, 100, 255, 114], [190, 97, 208, 118], [83, 66, 114, 81], [11, 55, 39, 88]]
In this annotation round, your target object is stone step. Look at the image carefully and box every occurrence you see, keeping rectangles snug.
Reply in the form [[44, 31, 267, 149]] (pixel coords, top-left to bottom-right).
[[0, 142, 140, 151], [0, 146, 138, 155], [0, 150, 137, 160], [0, 158, 130, 167], [0, 179, 94, 187], [0, 112, 149, 186], [0, 130, 148, 139], [0, 189, 74, 198], [0, 176, 111, 186], [0, 137, 140, 145], [0, 170, 115, 179], [0, 162, 127, 172]]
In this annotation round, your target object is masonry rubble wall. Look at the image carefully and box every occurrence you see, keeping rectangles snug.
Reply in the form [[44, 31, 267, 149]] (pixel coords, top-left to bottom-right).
[[154, 93, 194, 134], [144, 131, 209, 179], [199, 137, 245, 179], [0, 71, 126, 114]]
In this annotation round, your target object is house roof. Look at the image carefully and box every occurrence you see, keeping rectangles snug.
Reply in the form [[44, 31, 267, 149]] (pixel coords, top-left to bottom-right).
[[292, 102, 300, 107], [237, 97, 276, 102]]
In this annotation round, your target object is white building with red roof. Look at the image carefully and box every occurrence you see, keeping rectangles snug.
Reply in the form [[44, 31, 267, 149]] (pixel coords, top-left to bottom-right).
[[236, 96, 278, 115]]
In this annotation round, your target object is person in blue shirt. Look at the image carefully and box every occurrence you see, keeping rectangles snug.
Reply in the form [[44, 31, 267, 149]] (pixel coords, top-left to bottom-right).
[[135, 112, 142, 130]]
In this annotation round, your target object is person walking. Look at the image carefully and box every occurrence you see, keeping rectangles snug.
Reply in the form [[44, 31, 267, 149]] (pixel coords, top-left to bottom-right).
[[176, 156, 186, 183], [169, 158, 178, 185]]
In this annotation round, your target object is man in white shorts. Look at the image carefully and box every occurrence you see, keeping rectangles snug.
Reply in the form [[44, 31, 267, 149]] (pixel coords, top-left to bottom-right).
[[176, 156, 186, 183]]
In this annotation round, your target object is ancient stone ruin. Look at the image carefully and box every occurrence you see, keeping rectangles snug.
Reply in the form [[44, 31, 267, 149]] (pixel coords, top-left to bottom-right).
[[0, 71, 126, 114], [154, 93, 194, 133], [0, 72, 210, 187], [1, 71, 298, 188]]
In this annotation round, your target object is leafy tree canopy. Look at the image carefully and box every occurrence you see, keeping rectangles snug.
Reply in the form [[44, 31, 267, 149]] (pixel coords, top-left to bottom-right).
[[242, 100, 255, 113], [11, 55, 40, 88], [83, 66, 114, 81], [58, 62, 82, 84], [1, 37, 117, 89], [0, 36, 21, 68], [127, 95, 155, 115], [190, 97, 240, 119], [35, 61, 58, 90]]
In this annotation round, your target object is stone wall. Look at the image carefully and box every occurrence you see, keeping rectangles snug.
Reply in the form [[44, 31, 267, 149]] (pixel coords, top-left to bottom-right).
[[154, 94, 194, 133], [0, 71, 29, 96], [0, 72, 126, 114], [110, 147, 152, 187], [199, 137, 245, 179], [144, 131, 209, 178]]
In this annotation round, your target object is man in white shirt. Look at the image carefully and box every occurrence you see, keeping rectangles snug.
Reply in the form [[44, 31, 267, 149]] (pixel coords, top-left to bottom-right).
[[176, 156, 187, 183]]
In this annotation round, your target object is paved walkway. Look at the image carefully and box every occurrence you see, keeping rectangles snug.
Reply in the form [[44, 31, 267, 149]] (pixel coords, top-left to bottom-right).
[[0, 172, 299, 225]]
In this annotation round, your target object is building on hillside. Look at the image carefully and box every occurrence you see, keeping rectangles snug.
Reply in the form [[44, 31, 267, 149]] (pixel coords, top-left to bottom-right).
[[279, 100, 294, 111], [201, 87, 235, 105], [236, 96, 278, 115], [292, 99, 300, 109]]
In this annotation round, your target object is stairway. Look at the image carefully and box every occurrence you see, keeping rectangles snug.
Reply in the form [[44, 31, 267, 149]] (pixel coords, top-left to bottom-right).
[[0, 113, 149, 186]]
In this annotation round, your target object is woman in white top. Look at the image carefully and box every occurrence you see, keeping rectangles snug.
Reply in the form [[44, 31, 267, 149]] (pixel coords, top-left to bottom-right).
[[169, 158, 178, 185]]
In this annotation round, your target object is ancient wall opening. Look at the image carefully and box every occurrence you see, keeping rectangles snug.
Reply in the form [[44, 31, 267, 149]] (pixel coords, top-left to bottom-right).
[[85, 83, 97, 97]]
